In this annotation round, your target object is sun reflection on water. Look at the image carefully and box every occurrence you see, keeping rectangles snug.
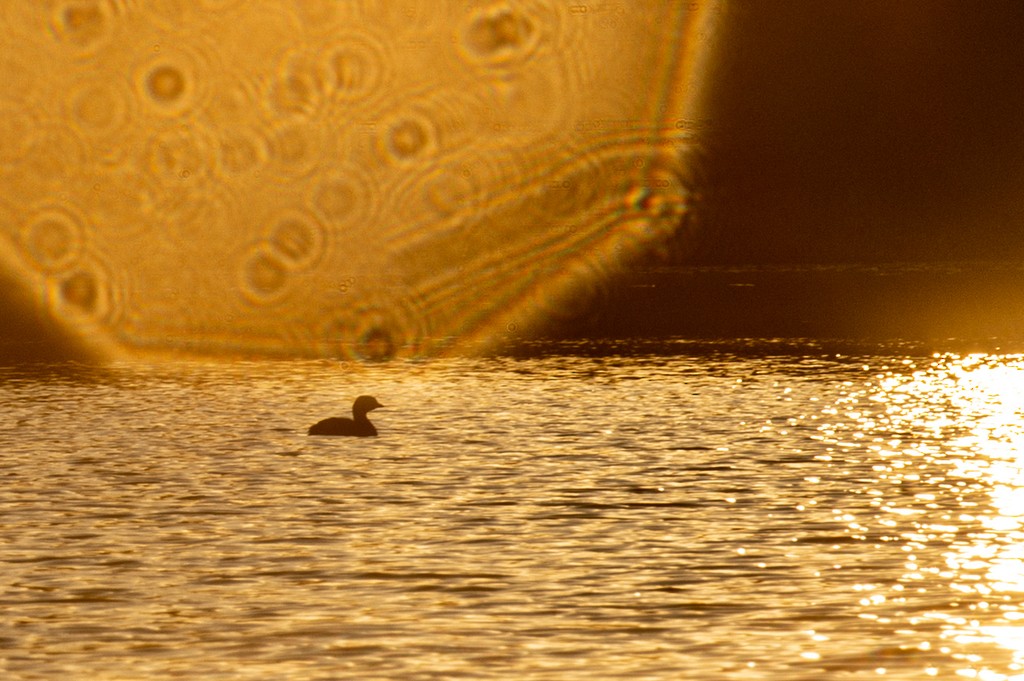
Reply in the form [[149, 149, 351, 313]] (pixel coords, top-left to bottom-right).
[[824, 353, 1024, 679]]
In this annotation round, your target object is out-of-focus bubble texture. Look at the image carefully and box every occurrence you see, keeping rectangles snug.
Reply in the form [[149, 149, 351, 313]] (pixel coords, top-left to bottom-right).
[[0, 0, 716, 361]]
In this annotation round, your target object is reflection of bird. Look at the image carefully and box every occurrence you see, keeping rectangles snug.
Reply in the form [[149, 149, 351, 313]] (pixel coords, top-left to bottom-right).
[[308, 396, 384, 436]]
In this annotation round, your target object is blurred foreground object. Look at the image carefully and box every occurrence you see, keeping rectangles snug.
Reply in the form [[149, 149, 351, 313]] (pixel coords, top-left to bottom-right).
[[0, 1, 718, 361]]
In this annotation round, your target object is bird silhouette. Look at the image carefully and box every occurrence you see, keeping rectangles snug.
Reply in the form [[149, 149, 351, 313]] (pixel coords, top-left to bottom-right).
[[308, 395, 384, 436]]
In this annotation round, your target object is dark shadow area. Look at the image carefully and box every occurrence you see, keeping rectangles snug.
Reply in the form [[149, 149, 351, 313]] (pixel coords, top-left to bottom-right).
[[534, 262, 1024, 348], [0, 265, 95, 365], [693, 0, 1024, 265], [553, 2, 1024, 347]]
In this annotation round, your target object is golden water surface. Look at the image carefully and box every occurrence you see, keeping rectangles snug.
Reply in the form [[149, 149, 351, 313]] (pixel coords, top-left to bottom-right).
[[4, 345, 1024, 679]]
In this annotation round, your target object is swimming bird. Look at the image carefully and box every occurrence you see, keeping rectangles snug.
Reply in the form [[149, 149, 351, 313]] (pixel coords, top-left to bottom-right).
[[308, 395, 384, 436]]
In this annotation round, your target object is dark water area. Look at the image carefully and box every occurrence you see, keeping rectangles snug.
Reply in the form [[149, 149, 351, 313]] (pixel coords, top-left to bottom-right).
[[540, 262, 1024, 345]]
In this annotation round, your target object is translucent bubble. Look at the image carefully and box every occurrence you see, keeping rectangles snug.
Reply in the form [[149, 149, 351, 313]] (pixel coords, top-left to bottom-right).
[[49, 0, 113, 54], [146, 65, 186, 104], [240, 247, 289, 303], [59, 269, 99, 312], [391, 120, 427, 156], [469, 10, 533, 55], [356, 326, 396, 362], [389, 153, 506, 230], [135, 50, 204, 117], [22, 209, 84, 273], [310, 177, 357, 224], [204, 79, 265, 128], [384, 146, 534, 251], [44, 254, 122, 337], [317, 292, 429, 361], [266, 48, 327, 118], [380, 114, 436, 164], [266, 121, 329, 178], [459, 3, 541, 68], [215, 127, 268, 177], [322, 33, 390, 102], [68, 78, 128, 133], [423, 166, 481, 218], [309, 169, 377, 229], [267, 213, 324, 270], [144, 125, 215, 184], [66, 76, 136, 163]]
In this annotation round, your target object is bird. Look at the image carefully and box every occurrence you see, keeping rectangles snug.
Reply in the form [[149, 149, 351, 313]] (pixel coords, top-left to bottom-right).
[[308, 395, 384, 436]]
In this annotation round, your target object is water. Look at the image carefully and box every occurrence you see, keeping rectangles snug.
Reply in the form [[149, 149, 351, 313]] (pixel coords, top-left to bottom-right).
[[4, 340, 1024, 680]]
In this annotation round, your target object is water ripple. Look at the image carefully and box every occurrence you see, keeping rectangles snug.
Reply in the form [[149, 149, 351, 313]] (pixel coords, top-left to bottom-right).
[[3, 349, 1024, 679]]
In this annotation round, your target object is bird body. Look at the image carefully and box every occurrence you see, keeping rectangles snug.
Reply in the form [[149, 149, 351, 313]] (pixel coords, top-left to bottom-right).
[[308, 395, 383, 436]]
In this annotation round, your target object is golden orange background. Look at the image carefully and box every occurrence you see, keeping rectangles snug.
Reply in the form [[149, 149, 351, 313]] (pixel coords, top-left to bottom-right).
[[0, 1, 717, 361]]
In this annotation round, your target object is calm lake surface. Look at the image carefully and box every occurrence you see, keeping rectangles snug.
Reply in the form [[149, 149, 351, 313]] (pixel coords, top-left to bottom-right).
[[4, 340, 1024, 680]]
